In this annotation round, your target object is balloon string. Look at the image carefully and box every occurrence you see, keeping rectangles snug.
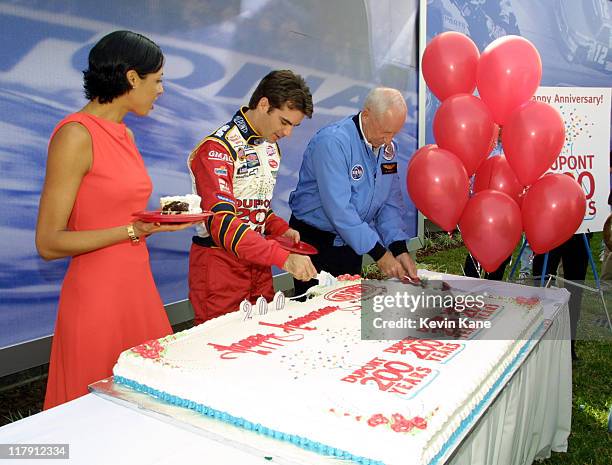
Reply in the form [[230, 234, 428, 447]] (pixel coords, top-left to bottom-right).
[[458, 224, 484, 279]]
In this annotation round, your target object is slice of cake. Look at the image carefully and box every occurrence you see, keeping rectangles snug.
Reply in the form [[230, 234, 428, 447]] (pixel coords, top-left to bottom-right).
[[160, 194, 202, 214]]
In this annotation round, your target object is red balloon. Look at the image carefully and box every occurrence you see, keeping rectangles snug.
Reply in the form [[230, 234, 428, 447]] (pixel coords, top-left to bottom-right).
[[407, 146, 469, 232], [522, 174, 586, 254], [433, 94, 497, 176], [502, 101, 566, 186], [422, 32, 480, 102], [477, 35, 542, 125], [473, 154, 523, 204], [459, 190, 522, 273]]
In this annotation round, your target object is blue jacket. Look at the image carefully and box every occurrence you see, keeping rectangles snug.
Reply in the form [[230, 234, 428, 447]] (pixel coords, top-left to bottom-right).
[[289, 114, 411, 258]]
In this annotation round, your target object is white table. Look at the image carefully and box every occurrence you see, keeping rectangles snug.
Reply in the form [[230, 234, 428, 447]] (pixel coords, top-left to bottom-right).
[[0, 277, 572, 465]]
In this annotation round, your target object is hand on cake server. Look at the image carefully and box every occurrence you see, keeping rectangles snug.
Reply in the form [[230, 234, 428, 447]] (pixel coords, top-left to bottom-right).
[[288, 87, 418, 289], [186, 70, 316, 323]]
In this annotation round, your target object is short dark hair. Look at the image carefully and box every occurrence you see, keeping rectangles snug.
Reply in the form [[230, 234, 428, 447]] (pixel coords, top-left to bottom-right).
[[83, 30, 164, 104], [248, 70, 313, 118]]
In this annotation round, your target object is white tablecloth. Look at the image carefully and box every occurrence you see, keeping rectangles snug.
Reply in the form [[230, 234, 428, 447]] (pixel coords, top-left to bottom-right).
[[446, 283, 572, 465], [0, 278, 572, 465]]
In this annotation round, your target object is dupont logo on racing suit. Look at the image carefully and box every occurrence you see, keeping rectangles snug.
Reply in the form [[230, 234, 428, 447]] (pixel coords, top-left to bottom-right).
[[236, 198, 272, 231]]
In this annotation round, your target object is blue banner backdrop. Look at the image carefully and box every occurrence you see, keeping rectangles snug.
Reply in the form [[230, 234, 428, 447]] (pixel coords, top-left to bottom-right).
[[0, 0, 420, 348]]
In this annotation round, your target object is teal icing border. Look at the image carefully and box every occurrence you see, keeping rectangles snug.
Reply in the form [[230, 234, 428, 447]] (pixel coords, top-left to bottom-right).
[[115, 322, 543, 465], [114, 375, 383, 465]]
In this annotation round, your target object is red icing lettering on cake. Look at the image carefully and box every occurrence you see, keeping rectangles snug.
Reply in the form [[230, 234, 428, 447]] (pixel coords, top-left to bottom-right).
[[209, 305, 344, 358], [384, 337, 463, 362], [258, 306, 340, 333], [515, 296, 540, 307], [208, 333, 304, 359], [341, 357, 435, 396], [323, 283, 382, 302], [460, 303, 500, 320]]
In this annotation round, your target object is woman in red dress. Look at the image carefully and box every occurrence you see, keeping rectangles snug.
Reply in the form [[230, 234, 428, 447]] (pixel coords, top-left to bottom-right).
[[36, 31, 194, 409]]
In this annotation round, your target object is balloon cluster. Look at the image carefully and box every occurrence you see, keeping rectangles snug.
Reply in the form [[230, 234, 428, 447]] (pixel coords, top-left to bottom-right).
[[408, 33, 586, 272]]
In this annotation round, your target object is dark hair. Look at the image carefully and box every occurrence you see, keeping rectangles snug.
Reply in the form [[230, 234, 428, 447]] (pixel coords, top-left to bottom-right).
[[248, 70, 313, 118], [83, 30, 164, 104]]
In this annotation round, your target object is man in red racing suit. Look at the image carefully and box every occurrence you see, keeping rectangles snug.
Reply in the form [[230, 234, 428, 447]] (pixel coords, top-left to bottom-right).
[[188, 70, 317, 323]]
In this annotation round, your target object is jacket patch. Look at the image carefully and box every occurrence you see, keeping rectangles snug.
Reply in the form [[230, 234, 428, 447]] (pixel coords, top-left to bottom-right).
[[351, 164, 364, 180], [216, 194, 235, 204], [244, 150, 260, 168], [381, 162, 398, 175], [382, 144, 396, 160], [233, 115, 249, 135], [208, 150, 232, 163], [226, 127, 243, 146], [214, 124, 230, 138], [218, 178, 231, 193]]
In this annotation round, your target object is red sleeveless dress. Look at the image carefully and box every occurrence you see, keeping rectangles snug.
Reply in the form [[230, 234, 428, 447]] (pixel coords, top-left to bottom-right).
[[43, 113, 172, 409]]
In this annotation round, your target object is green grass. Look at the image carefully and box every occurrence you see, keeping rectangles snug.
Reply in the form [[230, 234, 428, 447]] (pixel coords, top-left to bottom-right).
[[3, 409, 34, 424], [417, 243, 470, 275], [540, 339, 612, 465]]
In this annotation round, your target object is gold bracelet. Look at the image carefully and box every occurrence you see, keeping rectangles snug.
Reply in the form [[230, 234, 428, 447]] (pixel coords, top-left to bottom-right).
[[126, 223, 140, 244]]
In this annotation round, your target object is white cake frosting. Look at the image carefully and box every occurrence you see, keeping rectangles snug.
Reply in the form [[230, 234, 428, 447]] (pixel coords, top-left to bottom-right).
[[113, 278, 543, 465], [159, 194, 202, 214]]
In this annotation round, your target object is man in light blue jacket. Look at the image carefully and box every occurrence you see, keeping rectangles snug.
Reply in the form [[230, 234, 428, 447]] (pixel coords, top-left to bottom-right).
[[289, 87, 417, 296]]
